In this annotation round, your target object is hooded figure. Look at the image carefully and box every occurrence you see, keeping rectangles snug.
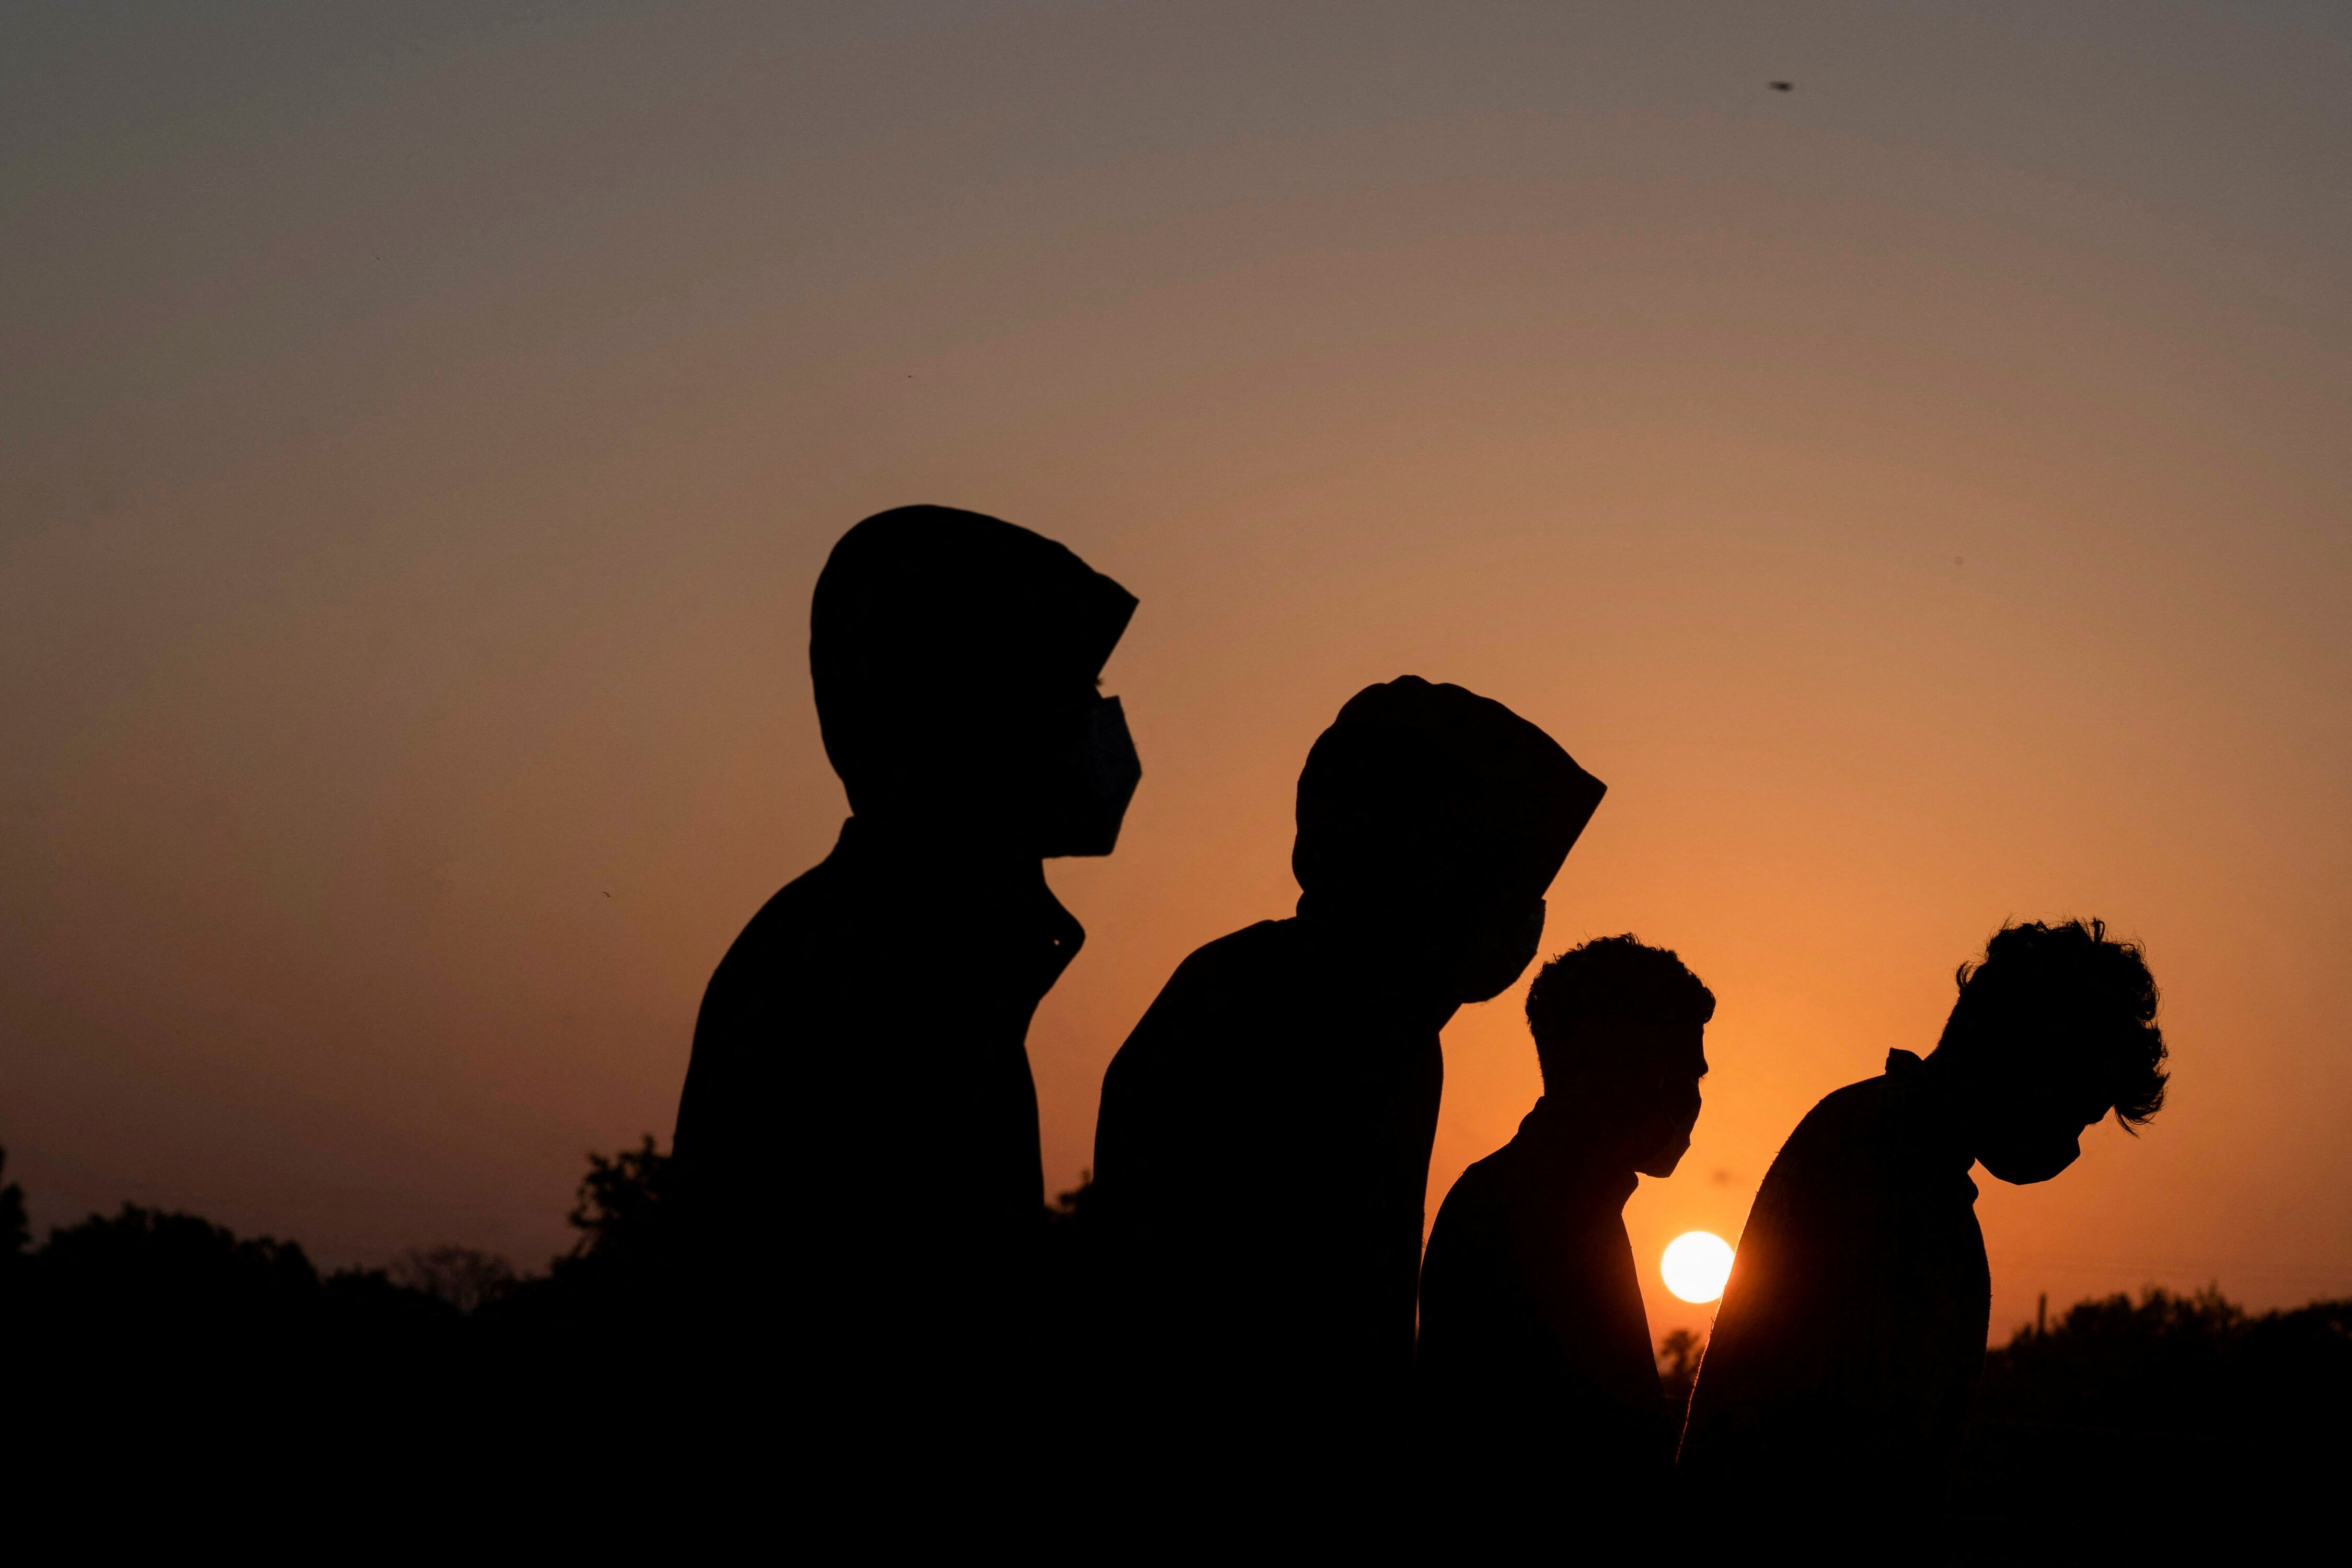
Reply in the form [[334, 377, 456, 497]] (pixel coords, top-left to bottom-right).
[[1089, 677, 1603, 1528], [671, 506, 1138, 1439]]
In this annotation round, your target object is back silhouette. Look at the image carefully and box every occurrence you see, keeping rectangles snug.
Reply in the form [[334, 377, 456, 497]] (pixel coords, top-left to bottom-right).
[[1678, 918, 2169, 1552], [1416, 935, 1714, 1548], [670, 506, 1138, 1471], [1090, 676, 1602, 1530]]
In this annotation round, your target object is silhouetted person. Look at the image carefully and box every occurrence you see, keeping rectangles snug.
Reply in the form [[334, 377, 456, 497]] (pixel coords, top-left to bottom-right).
[[1678, 919, 2169, 1553], [1090, 677, 1604, 1529], [1416, 936, 1715, 1548], [670, 506, 1138, 1471]]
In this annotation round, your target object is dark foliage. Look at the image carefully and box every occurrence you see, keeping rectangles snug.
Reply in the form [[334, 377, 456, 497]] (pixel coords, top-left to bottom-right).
[[1656, 1325, 1701, 1413], [1951, 1286, 2351, 1549], [558, 1134, 677, 1279], [37, 1205, 327, 1330], [0, 1136, 682, 1514], [6, 1133, 2344, 1547], [14, 1200, 467, 1350], [458, 1133, 681, 1345], [1971, 1284, 2352, 1436], [1, 1144, 28, 1264], [390, 1243, 522, 1313], [1041, 1169, 1102, 1345]]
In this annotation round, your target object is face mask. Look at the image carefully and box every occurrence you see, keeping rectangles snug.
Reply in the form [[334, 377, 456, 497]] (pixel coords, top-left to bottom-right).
[[1978, 1127, 2084, 1185], [1036, 695, 1141, 857]]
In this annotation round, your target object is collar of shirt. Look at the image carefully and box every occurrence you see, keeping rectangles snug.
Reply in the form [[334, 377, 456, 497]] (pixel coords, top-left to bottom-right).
[[1286, 911, 1467, 1036], [1512, 1097, 1643, 1213], [832, 815, 1085, 994]]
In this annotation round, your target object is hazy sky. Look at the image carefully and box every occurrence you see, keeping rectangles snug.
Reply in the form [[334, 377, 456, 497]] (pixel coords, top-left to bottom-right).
[[5, 1, 2347, 1342]]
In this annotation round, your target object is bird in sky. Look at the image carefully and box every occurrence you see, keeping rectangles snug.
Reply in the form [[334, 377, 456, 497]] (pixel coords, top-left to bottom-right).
[[1770, 80, 1793, 91]]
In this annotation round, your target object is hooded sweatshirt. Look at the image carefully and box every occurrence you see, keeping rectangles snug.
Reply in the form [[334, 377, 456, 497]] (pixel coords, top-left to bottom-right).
[[1089, 677, 1602, 1519], [671, 505, 1135, 1417]]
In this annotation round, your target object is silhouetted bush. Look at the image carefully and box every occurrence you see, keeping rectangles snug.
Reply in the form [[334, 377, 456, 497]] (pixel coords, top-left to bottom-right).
[[1657, 1327, 1701, 1413], [1951, 1286, 2351, 1549], [390, 1244, 522, 1314], [6, 1131, 2346, 1548], [1975, 1285, 2352, 1436], [468, 1133, 681, 1346], [548, 1132, 678, 1296], [0, 1145, 28, 1267]]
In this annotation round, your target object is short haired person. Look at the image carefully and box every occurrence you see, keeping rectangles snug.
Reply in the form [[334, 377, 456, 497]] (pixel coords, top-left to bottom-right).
[[1677, 919, 2169, 1550], [671, 507, 1140, 1483], [1416, 936, 1716, 1547], [1090, 677, 1605, 1532]]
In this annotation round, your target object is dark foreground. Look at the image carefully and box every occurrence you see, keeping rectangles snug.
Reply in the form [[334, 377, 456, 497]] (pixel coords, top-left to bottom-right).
[[3, 1142, 2342, 1552]]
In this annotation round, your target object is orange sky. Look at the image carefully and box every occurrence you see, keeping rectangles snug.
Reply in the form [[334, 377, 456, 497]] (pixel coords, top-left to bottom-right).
[[4, 2, 2348, 1345]]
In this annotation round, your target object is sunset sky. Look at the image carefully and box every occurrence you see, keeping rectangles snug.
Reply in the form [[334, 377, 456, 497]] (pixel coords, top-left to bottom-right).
[[5, 2, 2347, 1345]]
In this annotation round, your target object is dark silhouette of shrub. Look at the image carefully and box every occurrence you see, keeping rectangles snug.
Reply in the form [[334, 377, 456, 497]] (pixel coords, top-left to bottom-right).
[[1, 1144, 28, 1265], [1657, 1326, 1701, 1413], [390, 1244, 522, 1314], [1975, 1284, 2352, 1436], [1954, 1285, 2351, 1548], [34, 1205, 327, 1341], [7, 1132, 2344, 1550], [561, 1134, 676, 1274]]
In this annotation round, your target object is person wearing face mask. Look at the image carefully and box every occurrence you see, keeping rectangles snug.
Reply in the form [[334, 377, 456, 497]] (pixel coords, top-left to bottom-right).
[[1415, 936, 1715, 1548], [669, 506, 1139, 1475], [1088, 676, 1605, 1531], [1676, 919, 2169, 1553]]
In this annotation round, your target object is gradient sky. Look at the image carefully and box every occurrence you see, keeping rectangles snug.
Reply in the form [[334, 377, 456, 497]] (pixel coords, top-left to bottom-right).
[[5, 2, 2347, 1345]]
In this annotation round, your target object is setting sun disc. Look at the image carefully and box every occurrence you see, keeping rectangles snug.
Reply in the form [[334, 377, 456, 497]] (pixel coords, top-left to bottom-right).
[[1662, 1230, 1735, 1304]]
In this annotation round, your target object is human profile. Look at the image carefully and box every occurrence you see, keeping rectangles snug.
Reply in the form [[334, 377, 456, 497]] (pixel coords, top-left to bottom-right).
[[1676, 919, 2169, 1548], [670, 505, 1139, 1451], [1417, 935, 1715, 1546]]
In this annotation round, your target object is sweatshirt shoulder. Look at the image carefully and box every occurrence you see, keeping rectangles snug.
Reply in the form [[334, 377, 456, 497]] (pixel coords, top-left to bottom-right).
[[699, 858, 855, 1008], [1170, 918, 1294, 982], [1128, 920, 1293, 1027], [1101, 921, 1292, 1096]]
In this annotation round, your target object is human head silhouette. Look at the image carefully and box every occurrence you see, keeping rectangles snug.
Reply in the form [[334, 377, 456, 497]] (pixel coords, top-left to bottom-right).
[[1292, 677, 1604, 1004], [1927, 919, 2168, 1184], [1526, 936, 1715, 1177], [811, 505, 1139, 858]]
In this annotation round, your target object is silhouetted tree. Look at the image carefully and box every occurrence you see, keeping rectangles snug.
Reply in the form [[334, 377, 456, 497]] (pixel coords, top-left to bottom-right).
[[1657, 1327, 1701, 1412], [1954, 1286, 2352, 1549], [565, 1135, 674, 1263], [470, 1134, 681, 1349], [1975, 1284, 2352, 1435], [9, 1124, 2352, 1554], [1047, 1168, 1098, 1229], [1041, 1168, 1102, 1355], [391, 1244, 522, 1313], [0, 1144, 27, 1265], [36, 1204, 324, 1336], [536, 1134, 676, 1302]]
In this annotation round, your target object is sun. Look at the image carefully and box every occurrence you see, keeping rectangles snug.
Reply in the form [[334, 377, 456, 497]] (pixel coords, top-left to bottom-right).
[[1662, 1231, 1735, 1304]]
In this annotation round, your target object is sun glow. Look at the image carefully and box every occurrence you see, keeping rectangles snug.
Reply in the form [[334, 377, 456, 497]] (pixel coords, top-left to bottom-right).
[[1662, 1231, 1735, 1304]]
